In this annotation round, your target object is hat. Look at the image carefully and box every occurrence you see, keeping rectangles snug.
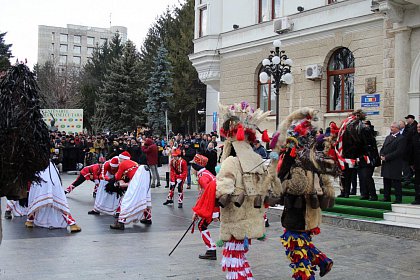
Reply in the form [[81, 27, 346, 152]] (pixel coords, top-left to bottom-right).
[[110, 157, 119, 167], [190, 154, 208, 167], [98, 156, 106, 163], [405, 114, 415, 120], [172, 149, 181, 157], [118, 151, 131, 160]]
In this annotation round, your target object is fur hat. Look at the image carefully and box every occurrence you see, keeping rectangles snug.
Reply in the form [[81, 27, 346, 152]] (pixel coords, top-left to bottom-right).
[[110, 157, 119, 168], [118, 151, 131, 161]]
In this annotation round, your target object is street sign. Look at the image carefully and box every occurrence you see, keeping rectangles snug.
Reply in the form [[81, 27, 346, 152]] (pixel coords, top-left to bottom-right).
[[361, 94, 380, 108]]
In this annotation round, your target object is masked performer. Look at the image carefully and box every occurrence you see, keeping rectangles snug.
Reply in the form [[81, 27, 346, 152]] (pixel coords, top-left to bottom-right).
[[216, 101, 278, 280], [270, 108, 338, 280]]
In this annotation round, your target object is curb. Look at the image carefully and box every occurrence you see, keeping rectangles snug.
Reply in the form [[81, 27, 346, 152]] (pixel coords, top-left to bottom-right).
[[268, 207, 420, 241]]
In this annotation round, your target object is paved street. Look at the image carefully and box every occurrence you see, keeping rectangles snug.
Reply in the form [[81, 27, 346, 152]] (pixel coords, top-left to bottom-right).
[[1, 173, 420, 280]]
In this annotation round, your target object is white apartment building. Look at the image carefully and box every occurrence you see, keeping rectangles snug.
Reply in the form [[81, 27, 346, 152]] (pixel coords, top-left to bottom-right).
[[189, 0, 420, 136], [38, 24, 127, 68]]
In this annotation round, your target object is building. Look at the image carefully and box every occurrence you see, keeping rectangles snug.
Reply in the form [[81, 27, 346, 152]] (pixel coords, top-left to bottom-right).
[[38, 24, 127, 68], [189, 0, 420, 136]]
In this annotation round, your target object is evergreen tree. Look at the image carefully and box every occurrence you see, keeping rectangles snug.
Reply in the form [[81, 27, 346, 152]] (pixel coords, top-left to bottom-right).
[[0, 32, 13, 71], [79, 33, 124, 132], [97, 40, 142, 133], [144, 44, 173, 135]]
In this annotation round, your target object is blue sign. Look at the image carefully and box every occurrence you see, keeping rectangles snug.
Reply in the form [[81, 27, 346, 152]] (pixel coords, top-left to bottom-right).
[[366, 111, 380, 116], [212, 112, 217, 132], [361, 94, 380, 108]]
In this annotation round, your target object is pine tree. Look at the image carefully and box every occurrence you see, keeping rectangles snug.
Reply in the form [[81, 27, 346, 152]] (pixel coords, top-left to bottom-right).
[[97, 40, 142, 133], [0, 32, 13, 71], [144, 44, 173, 135], [79, 33, 124, 132]]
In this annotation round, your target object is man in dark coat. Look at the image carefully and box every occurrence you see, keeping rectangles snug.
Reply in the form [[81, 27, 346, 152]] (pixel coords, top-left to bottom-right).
[[409, 123, 420, 205], [380, 121, 407, 203], [181, 141, 196, 189]]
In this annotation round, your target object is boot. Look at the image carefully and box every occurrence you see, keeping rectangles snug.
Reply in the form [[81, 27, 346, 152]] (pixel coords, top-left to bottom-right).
[[25, 221, 34, 228], [4, 210, 12, 219], [110, 221, 125, 230], [88, 210, 100, 215], [163, 199, 173, 205], [69, 224, 82, 233], [199, 250, 217, 260], [178, 203, 183, 208], [140, 218, 152, 225], [320, 260, 333, 277]]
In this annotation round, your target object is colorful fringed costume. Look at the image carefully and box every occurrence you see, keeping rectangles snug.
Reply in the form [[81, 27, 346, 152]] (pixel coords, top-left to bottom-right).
[[216, 102, 280, 279], [268, 108, 339, 279]]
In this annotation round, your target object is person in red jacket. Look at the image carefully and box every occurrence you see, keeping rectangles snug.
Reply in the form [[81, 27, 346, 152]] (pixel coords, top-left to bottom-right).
[[163, 149, 187, 208], [191, 154, 219, 260], [110, 151, 152, 230], [142, 138, 161, 188], [65, 162, 103, 196]]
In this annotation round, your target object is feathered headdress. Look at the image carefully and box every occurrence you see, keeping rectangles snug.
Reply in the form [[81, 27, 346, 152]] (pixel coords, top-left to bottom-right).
[[219, 101, 271, 143]]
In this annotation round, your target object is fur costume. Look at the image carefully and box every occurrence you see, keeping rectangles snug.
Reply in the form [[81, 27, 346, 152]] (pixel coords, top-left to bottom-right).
[[216, 101, 278, 280], [269, 108, 338, 279]]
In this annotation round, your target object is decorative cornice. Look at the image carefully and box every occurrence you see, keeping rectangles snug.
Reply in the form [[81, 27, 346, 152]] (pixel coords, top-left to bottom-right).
[[371, 0, 404, 23]]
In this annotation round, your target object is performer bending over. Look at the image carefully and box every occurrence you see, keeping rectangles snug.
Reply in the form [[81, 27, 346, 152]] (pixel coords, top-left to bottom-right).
[[110, 152, 152, 230], [65, 161, 103, 197], [25, 161, 81, 233]]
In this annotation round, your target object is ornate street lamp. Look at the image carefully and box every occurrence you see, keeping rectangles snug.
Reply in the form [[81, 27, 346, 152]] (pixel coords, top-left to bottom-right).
[[259, 39, 293, 130]]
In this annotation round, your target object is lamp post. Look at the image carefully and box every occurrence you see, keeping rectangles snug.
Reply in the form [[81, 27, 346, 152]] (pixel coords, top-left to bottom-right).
[[259, 39, 293, 130]]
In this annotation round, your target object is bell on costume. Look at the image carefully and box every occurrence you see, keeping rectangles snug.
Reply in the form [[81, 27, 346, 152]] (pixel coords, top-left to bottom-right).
[[233, 192, 245, 207]]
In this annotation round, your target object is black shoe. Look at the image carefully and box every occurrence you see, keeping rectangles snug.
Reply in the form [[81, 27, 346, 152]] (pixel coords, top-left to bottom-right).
[[411, 200, 420, 205], [350, 192, 356, 195], [186, 185, 191, 189], [140, 219, 152, 225], [369, 197, 378, 201], [93, 192, 96, 198], [320, 260, 333, 277], [337, 193, 345, 198], [156, 183, 161, 188], [151, 184, 156, 188], [163, 200, 173, 206], [110, 222, 125, 230], [360, 196, 369, 200], [4, 210, 12, 219], [265, 219, 270, 227], [380, 198, 391, 202], [88, 210, 100, 215], [199, 250, 217, 260], [392, 200, 402, 204], [165, 185, 169, 188], [178, 203, 183, 208]]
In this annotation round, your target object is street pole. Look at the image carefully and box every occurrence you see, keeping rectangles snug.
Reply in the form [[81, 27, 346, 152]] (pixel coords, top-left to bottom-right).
[[165, 109, 169, 142]]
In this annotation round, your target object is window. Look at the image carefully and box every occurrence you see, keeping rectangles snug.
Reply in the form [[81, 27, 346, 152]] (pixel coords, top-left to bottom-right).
[[257, 67, 277, 115], [87, 36, 94, 45], [73, 56, 81, 65], [59, 55, 67, 65], [60, 44, 68, 52], [100, 38, 107, 46], [73, 46, 81, 54], [328, 0, 338, 4], [51, 43, 54, 51], [87, 47, 94, 56], [199, 6, 207, 37], [74, 35, 81, 44], [327, 48, 355, 112], [273, 0, 282, 19], [60, 34, 68, 42], [259, 0, 281, 22]]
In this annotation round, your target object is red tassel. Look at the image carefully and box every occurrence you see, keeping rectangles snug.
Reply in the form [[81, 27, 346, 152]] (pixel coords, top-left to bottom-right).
[[236, 124, 245, 141], [277, 153, 284, 173], [290, 146, 296, 157], [262, 129, 270, 143]]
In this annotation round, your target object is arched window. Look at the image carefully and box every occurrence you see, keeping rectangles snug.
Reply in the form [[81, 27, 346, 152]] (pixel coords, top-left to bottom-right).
[[257, 67, 277, 115], [327, 48, 355, 112]]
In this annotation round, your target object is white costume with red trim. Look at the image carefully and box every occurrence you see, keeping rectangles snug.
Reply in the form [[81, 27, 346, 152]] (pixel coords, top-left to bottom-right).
[[27, 162, 78, 228], [6, 199, 28, 217], [93, 160, 120, 215]]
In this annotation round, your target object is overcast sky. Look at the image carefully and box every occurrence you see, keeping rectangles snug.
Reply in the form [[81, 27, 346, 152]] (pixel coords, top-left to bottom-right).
[[0, 0, 184, 69]]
